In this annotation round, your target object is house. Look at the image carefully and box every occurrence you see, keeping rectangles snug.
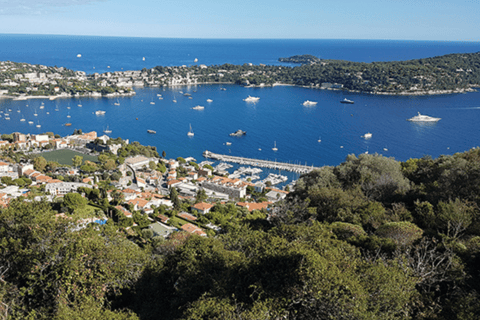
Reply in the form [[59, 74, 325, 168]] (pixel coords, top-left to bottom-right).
[[181, 223, 207, 236], [156, 214, 170, 224], [178, 211, 197, 222], [236, 201, 272, 212], [115, 205, 132, 218], [192, 202, 214, 214], [45, 182, 92, 196], [265, 189, 288, 202], [125, 155, 151, 170]]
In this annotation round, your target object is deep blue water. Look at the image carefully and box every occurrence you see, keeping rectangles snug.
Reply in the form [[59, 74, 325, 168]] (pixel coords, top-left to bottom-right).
[[1, 34, 480, 181]]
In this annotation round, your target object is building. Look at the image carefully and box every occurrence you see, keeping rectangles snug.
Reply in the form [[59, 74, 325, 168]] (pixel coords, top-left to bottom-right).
[[45, 182, 92, 196], [192, 202, 214, 215]]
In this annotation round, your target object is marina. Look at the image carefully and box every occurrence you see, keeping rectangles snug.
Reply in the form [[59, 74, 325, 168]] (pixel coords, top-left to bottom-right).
[[203, 150, 317, 173]]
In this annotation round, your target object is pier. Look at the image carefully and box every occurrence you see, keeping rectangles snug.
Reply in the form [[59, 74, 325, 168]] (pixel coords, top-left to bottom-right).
[[203, 150, 318, 174]]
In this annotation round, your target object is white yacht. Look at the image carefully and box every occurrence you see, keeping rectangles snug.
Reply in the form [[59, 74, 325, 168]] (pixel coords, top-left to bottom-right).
[[78, 104, 82, 107], [77, 54, 82, 58], [363, 133, 372, 139], [226, 142, 232, 146], [95, 110, 106, 115], [192, 105, 204, 110], [187, 124, 194, 137], [303, 100, 318, 106], [317, 137, 321, 143], [243, 95, 260, 102], [407, 112, 441, 122], [28, 121, 34, 125], [207, 99, 213, 103], [272, 141, 278, 151]]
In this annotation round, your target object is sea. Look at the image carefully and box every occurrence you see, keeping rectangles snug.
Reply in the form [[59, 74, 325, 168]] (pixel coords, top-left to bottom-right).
[[1, 34, 480, 185]]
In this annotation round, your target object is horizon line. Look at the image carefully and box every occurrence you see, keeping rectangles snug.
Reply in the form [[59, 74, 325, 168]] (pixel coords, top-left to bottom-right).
[[0, 32, 479, 43]]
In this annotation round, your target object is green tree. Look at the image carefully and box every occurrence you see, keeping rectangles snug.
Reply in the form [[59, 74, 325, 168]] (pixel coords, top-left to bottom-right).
[[34, 156, 47, 172], [63, 192, 88, 213], [72, 155, 83, 168]]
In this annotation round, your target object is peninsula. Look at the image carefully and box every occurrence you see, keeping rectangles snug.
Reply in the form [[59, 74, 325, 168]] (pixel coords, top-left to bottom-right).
[[1, 52, 480, 98]]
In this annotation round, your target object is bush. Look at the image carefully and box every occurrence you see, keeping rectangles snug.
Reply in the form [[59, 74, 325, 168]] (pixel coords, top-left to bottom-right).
[[376, 221, 423, 247], [331, 222, 366, 240]]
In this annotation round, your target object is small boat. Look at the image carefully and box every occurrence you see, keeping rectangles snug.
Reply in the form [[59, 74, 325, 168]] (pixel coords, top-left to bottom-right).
[[77, 54, 82, 58], [95, 110, 106, 115], [157, 94, 162, 97], [173, 99, 177, 103], [78, 104, 82, 107], [114, 99, 120, 106], [226, 142, 232, 146], [39, 105, 44, 109], [207, 99, 213, 103], [194, 58, 198, 63], [243, 95, 260, 102], [407, 112, 441, 122], [49, 96, 56, 100], [340, 98, 354, 104], [303, 100, 318, 106], [150, 101, 155, 105], [230, 129, 246, 137], [67, 113, 71, 118], [317, 137, 321, 143], [187, 124, 194, 137], [179, 91, 184, 94], [147, 129, 156, 134], [65, 123, 72, 127], [142, 57, 145, 61], [5, 117, 10, 120], [192, 105, 204, 110], [272, 141, 278, 151], [363, 133, 372, 139], [184, 93, 191, 97], [188, 97, 193, 99], [158, 97, 163, 100], [104, 125, 112, 134], [67, 106, 70, 109], [220, 88, 226, 91], [46, 112, 49, 114], [36, 121, 41, 128], [20, 117, 25, 122], [28, 121, 33, 124], [33, 110, 38, 117]]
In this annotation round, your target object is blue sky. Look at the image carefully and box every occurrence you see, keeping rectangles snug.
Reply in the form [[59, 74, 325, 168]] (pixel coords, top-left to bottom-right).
[[0, 0, 478, 41]]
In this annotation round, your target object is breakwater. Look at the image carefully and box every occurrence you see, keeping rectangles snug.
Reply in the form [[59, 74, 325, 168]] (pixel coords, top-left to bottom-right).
[[203, 151, 318, 174]]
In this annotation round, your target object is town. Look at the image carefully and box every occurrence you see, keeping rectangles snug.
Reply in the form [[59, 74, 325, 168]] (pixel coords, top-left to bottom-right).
[[0, 129, 290, 238]]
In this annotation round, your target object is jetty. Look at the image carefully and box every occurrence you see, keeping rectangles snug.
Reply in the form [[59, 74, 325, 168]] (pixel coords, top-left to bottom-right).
[[203, 150, 317, 174]]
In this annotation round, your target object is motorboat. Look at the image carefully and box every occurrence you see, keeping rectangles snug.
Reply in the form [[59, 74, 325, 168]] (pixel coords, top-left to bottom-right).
[[303, 100, 318, 106], [207, 99, 213, 103], [65, 123, 72, 127], [147, 129, 156, 134], [229, 129, 246, 137], [340, 98, 354, 104], [95, 110, 106, 115], [192, 105, 204, 110], [407, 112, 441, 122], [363, 133, 372, 139], [226, 142, 232, 146], [243, 95, 260, 102]]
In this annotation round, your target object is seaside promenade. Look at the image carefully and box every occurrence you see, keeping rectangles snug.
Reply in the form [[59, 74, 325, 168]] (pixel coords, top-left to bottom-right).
[[203, 150, 318, 174]]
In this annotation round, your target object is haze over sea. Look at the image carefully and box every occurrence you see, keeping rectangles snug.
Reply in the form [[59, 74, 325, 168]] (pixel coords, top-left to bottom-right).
[[1, 34, 480, 175]]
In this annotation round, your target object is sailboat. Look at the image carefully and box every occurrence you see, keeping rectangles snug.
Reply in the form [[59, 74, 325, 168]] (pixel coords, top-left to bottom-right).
[[114, 98, 120, 106], [33, 109, 38, 117], [104, 125, 112, 134], [20, 114, 25, 122], [187, 124, 194, 137], [272, 141, 278, 151], [317, 137, 321, 143], [36, 121, 41, 128]]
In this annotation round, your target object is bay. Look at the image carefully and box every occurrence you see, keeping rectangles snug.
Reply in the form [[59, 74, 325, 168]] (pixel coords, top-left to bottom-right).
[[1, 35, 480, 184]]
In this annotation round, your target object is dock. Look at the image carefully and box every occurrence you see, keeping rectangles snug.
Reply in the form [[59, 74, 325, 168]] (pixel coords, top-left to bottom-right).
[[203, 150, 317, 174]]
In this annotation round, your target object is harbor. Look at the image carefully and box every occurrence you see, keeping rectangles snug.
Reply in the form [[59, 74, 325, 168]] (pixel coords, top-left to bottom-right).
[[203, 150, 318, 173]]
